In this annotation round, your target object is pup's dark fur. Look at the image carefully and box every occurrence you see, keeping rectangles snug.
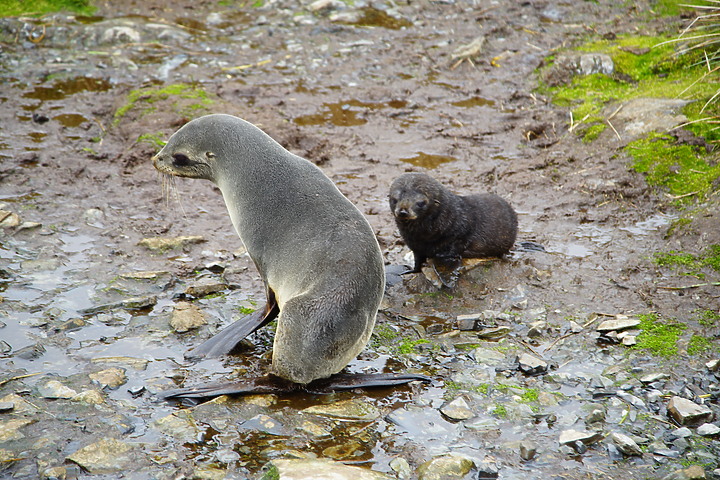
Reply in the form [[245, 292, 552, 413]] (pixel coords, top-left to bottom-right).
[[389, 172, 518, 272]]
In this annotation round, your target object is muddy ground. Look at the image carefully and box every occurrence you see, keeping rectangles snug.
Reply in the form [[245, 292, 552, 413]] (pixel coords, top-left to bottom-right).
[[1, 0, 719, 479]]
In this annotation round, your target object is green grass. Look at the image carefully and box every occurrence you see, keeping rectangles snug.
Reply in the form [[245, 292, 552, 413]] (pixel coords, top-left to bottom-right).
[[238, 306, 255, 315], [398, 339, 431, 354], [634, 313, 687, 357], [0, 0, 94, 17]]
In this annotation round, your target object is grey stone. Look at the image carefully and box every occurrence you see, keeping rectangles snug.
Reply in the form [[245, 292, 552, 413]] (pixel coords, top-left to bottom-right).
[[519, 440, 537, 461], [473, 347, 506, 365], [586, 409, 605, 424], [170, 301, 207, 333], [597, 315, 640, 332], [89, 368, 127, 389], [696, 423, 720, 437], [389, 457, 412, 479], [456, 314, 478, 330], [269, 458, 391, 479], [440, 397, 474, 421], [559, 429, 604, 447], [518, 352, 548, 375], [477, 459, 499, 479], [477, 326, 512, 339], [612, 97, 690, 137], [662, 465, 707, 480], [616, 391, 646, 410], [66, 438, 136, 474], [668, 396, 714, 425], [606, 443, 623, 461], [578, 53, 614, 75], [417, 453, 475, 480], [671, 426, 693, 439], [185, 278, 227, 297], [611, 432, 643, 456], [101, 26, 141, 44], [138, 235, 205, 251], [303, 398, 380, 421], [0, 401, 14, 412], [38, 380, 78, 399], [639, 373, 668, 384], [706, 359, 720, 372]]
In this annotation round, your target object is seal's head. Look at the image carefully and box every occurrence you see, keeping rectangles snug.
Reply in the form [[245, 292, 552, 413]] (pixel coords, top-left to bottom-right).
[[388, 172, 443, 221], [152, 114, 268, 183]]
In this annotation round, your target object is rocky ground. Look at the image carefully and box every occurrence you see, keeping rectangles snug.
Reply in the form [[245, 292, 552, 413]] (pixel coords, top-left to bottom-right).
[[0, 0, 719, 479]]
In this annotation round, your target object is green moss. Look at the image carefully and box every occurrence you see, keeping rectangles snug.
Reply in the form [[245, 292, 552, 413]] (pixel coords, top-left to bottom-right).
[[654, 244, 720, 275], [520, 388, 539, 403], [398, 338, 430, 354], [114, 83, 214, 125], [697, 309, 720, 326], [540, 34, 720, 144], [238, 306, 255, 315], [445, 381, 491, 395], [136, 133, 166, 149], [0, 0, 94, 17], [634, 313, 686, 357], [688, 334, 715, 355], [259, 465, 280, 480], [493, 404, 508, 418], [627, 133, 720, 203]]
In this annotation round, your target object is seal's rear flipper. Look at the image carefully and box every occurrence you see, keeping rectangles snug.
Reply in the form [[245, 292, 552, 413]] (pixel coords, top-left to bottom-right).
[[159, 373, 431, 401], [306, 373, 432, 393], [185, 298, 279, 360]]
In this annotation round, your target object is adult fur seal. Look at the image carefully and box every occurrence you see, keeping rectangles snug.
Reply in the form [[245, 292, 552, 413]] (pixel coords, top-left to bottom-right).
[[152, 114, 428, 396], [389, 172, 518, 272]]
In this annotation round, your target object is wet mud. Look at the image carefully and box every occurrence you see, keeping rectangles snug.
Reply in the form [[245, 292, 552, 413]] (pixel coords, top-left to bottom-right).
[[1, 1, 719, 479]]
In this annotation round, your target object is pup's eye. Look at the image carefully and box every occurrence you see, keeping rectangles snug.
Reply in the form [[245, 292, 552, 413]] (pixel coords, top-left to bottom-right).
[[205, 152, 215, 159], [173, 153, 191, 166], [416, 200, 427, 209]]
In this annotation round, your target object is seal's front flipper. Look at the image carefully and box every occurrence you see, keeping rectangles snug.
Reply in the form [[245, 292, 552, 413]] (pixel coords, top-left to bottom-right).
[[160, 375, 295, 400], [185, 297, 279, 360], [305, 372, 432, 393]]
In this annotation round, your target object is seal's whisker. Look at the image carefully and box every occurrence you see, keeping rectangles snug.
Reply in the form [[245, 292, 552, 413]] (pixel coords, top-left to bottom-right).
[[157, 171, 188, 219]]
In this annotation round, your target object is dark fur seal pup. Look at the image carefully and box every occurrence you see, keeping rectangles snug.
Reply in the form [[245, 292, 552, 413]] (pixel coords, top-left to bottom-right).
[[389, 172, 518, 272], [153, 114, 428, 399]]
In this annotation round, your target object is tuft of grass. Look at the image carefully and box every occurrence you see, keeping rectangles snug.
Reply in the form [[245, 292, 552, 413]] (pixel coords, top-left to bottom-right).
[[0, 0, 94, 17], [238, 306, 255, 315], [634, 313, 686, 357]]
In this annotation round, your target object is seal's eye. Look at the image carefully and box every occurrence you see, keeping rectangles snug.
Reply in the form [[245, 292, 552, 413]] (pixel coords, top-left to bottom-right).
[[173, 153, 191, 167], [205, 152, 215, 159], [416, 200, 427, 209]]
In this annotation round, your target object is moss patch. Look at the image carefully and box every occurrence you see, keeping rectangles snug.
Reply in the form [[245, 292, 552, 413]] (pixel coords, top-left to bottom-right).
[[539, 33, 720, 143], [114, 83, 215, 126], [0, 0, 94, 17], [654, 244, 720, 277], [634, 313, 686, 357], [626, 133, 720, 203], [688, 334, 716, 355]]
